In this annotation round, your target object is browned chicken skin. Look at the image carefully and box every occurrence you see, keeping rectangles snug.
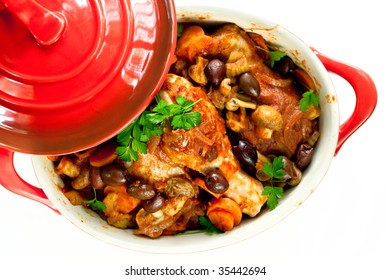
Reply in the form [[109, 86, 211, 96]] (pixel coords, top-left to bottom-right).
[[128, 136, 205, 238], [160, 74, 266, 217]]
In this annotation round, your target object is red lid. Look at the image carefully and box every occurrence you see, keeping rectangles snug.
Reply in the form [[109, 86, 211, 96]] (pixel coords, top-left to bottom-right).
[[0, 0, 176, 155]]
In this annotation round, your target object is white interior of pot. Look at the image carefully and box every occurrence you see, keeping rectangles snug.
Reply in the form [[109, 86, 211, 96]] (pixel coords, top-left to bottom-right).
[[31, 6, 339, 253]]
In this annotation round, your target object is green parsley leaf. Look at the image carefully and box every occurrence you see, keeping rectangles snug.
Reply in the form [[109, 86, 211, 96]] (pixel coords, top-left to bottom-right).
[[84, 188, 106, 211], [171, 111, 202, 130], [199, 216, 223, 234], [116, 116, 148, 162], [273, 156, 284, 170], [146, 113, 167, 125], [115, 146, 137, 162], [152, 99, 170, 116], [252, 45, 288, 68], [269, 50, 287, 67], [177, 24, 184, 38], [88, 200, 106, 211], [116, 123, 134, 146], [175, 95, 186, 106], [176, 95, 195, 112], [131, 139, 147, 155], [262, 186, 284, 210], [116, 95, 202, 161], [262, 162, 275, 178], [263, 156, 285, 179], [272, 157, 285, 179], [167, 104, 183, 116], [299, 89, 319, 112], [261, 156, 286, 210], [178, 216, 223, 235]]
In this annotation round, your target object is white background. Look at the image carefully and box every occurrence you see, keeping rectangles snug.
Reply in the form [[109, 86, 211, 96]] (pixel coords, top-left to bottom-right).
[[0, 0, 388, 279]]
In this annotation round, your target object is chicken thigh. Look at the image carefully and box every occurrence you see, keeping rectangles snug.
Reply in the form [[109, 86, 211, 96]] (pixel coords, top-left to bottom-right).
[[159, 74, 266, 217]]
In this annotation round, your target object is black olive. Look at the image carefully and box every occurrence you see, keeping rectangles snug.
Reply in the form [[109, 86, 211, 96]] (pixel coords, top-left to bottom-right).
[[205, 59, 226, 86], [127, 181, 156, 200], [142, 193, 166, 213], [226, 128, 240, 146], [273, 56, 295, 78], [232, 139, 258, 174], [91, 167, 105, 189], [295, 143, 314, 170], [100, 165, 127, 186], [205, 169, 229, 194], [238, 72, 261, 98]]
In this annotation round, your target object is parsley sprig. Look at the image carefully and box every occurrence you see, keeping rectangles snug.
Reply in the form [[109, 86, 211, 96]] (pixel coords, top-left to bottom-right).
[[254, 45, 287, 68], [83, 188, 106, 211], [177, 23, 184, 38], [269, 50, 287, 67], [299, 89, 319, 112], [261, 156, 286, 210], [180, 216, 223, 235], [199, 216, 223, 234], [116, 95, 202, 161]]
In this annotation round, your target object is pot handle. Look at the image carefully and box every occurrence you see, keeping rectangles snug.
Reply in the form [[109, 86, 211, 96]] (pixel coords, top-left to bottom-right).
[[312, 48, 377, 155], [0, 149, 59, 213], [0, 0, 67, 46]]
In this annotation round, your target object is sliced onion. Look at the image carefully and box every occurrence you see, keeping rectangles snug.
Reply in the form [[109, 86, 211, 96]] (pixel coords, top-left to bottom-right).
[[260, 75, 293, 87]]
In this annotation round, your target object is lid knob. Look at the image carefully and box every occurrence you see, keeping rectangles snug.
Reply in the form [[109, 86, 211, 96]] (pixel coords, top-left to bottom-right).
[[0, 0, 66, 46]]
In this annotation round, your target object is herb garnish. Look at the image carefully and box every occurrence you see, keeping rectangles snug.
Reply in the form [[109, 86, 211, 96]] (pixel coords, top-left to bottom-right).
[[261, 156, 286, 210], [84, 188, 106, 211], [199, 216, 223, 234], [269, 50, 287, 67], [177, 24, 184, 38], [254, 45, 288, 68], [299, 89, 319, 112], [116, 95, 202, 162], [180, 216, 223, 235]]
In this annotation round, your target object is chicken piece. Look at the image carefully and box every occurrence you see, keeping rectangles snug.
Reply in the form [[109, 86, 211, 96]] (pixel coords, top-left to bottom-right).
[[128, 136, 186, 184], [135, 196, 201, 238], [71, 166, 91, 190], [56, 156, 80, 178], [103, 186, 140, 229], [212, 24, 316, 157], [160, 74, 266, 217], [64, 190, 84, 206], [128, 136, 205, 237]]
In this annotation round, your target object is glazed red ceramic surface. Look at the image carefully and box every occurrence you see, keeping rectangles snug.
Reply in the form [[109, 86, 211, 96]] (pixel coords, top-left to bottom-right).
[[0, 0, 176, 155]]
